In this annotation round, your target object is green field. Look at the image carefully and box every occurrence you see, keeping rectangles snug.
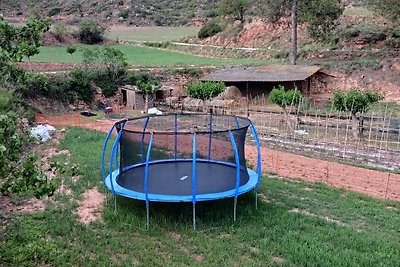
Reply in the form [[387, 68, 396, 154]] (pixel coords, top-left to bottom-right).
[[1, 127, 399, 266], [28, 45, 269, 66], [106, 26, 201, 42]]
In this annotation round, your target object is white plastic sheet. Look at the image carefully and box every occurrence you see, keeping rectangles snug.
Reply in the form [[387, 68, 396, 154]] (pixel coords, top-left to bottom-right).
[[147, 107, 162, 115], [30, 124, 56, 142]]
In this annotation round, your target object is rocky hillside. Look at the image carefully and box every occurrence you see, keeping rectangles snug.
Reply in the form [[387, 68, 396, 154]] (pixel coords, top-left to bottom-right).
[[0, 0, 213, 26]]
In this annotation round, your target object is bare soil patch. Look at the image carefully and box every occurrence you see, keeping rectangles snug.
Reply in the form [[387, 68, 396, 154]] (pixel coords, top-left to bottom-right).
[[76, 187, 106, 225], [0, 195, 46, 214]]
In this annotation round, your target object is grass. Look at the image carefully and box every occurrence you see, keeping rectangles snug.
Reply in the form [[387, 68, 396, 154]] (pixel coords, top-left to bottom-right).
[[1, 127, 400, 266], [27, 45, 268, 67], [106, 26, 201, 42]]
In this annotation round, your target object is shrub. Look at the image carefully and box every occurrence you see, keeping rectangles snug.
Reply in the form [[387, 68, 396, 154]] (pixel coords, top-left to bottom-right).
[[117, 9, 129, 19], [205, 9, 217, 18], [68, 69, 94, 103], [333, 89, 382, 139], [187, 81, 225, 100], [48, 7, 62, 17], [77, 19, 106, 44], [0, 90, 57, 198], [269, 85, 302, 108], [52, 21, 69, 42], [22, 73, 50, 97], [170, 67, 203, 77], [198, 20, 223, 39]]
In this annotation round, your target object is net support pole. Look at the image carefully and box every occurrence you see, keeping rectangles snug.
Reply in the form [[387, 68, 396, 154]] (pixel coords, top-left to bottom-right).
[[234, 116, 241, 129], [208, 111, 213, 160], [229, 131, 241, 223], [192, 132, 197, 230], [144, 133, 154, 230], [250, 122, 262, 209], [101, 124, 115, 183], [174, 113, 178, 160], [141, 116, 150, 162], [109, 122, 125, 213]]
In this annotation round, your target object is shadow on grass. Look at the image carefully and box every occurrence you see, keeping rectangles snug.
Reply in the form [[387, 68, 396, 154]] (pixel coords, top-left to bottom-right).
[[103, 191, 261, 231]]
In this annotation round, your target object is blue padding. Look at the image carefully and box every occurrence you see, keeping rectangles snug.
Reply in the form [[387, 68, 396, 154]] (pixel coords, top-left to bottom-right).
[[104, 164, 258, 203]]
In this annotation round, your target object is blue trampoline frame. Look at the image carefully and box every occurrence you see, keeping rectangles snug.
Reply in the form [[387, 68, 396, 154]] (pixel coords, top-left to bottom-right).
[[101, 113, 262, 229]]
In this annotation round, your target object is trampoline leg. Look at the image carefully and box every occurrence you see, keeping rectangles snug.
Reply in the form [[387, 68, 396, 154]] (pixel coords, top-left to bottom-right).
[[254, 189, 258, 210], [193, 203, 196, 231], [146, 202, 150, 230], [233, 197, 237, 222], [114, 194, 117, 213]]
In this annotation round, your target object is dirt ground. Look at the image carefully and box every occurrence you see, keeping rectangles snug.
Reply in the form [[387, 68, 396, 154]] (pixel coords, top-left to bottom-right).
[[36, 113, 400, 202]]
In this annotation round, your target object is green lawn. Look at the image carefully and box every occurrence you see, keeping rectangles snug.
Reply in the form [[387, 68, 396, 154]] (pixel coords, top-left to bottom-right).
[[106, 26, 201, 42], [28, 45, 269, 67], [1, 127, 399, 266]]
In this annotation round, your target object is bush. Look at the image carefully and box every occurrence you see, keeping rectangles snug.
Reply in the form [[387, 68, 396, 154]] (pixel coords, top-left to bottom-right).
[[77, 19, 106, 44], [187, 81, 225, 100], [68, 69, 94, 103], [22, 73, 50, 98], [52, 21, 69, 42], [205, 9, 217, 17], [48, 7, 62, 17], [198, 20, 223, 39], [0, 90, 57, 198], [170, 67, 203, 77], [117, 9, 129, 19], [269, 85, 302, 108]]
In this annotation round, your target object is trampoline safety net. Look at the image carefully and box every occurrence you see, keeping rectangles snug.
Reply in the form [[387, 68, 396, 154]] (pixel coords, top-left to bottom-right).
[[114, 114, 252, 195]]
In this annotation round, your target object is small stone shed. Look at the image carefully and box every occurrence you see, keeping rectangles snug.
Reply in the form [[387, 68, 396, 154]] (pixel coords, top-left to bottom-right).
[[119, 85, 155, 110], [201, 65, 321, 98]]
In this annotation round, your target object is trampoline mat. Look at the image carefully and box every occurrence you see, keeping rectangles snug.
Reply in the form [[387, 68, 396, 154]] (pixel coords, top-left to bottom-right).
[[117, 161, 250, 196]]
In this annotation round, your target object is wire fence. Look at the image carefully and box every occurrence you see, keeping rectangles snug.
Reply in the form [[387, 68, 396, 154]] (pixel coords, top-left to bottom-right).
[[157, 98, 400, 172]]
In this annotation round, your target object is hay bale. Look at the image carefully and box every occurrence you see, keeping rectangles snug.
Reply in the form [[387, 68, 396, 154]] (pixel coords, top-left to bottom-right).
[[215, 86, 242, 100]]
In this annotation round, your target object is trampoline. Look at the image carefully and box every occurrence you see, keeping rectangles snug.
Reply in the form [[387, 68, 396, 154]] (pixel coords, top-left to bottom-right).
[[102, 113, 261, 229]]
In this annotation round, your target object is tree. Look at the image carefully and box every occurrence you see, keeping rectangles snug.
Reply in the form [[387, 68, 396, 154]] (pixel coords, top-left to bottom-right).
[[0, 17, 57, 198], [269, 85, 302, 129], [218, 0, 251, 22], [66, 45, 77, 63], [263, 0, 343, 64], [81, 46, 128, 97], [332, 89, 382, 140], [77, 19, 106, 44], [289, 0, 297, 65], [136, 76, 161, 112], [0, 16, 51, 73]]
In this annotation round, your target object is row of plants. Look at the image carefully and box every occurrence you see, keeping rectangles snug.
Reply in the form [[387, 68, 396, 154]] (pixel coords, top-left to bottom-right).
[[187, 81, 225, 100]]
